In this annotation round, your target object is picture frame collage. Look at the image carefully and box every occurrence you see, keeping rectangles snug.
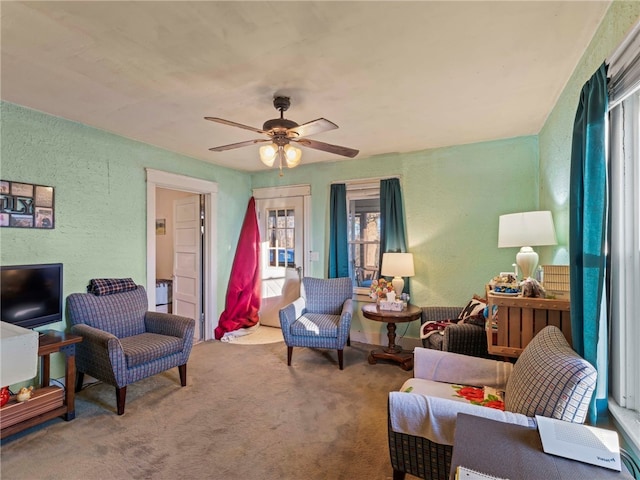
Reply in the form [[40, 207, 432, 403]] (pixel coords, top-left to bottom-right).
[[0, 180, 55, 229]]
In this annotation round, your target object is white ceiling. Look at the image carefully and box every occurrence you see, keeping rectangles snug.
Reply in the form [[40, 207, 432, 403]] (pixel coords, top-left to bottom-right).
[[1, 1, 611, 172]]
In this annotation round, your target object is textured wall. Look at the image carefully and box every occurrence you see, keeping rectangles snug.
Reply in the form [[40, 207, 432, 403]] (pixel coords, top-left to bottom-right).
[[251, 135, 539, 341], [0, 102, 251, 376], [538, 2, 640, 266]]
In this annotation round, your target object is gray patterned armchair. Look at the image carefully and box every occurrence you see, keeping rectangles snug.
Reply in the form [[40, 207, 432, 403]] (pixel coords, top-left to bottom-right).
[[279, 277, 353, 369], [67, 285, 195, 415], [421, 306, 489, 358], [388, 326, 597, 480]]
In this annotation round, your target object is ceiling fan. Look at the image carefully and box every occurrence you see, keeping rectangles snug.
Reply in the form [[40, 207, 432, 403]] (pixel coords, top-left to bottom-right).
[[205, 96, 359, 174]]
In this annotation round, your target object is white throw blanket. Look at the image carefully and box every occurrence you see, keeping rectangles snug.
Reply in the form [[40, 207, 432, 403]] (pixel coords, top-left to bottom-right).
[[414, 347, 513, 388], [389, 391, 532, 446]]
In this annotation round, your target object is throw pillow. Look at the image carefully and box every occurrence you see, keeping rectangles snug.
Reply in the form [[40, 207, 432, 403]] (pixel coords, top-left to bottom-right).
[[463, 314, 486, 327], [458, 295, 487, 321]]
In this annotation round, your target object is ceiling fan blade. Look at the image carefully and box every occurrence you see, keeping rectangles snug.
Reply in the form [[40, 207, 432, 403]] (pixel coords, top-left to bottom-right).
[[204, 117, 267, 135], [293, 138, 359, 158], [287, 118, 338, 138], [208, 138, 270, 152]]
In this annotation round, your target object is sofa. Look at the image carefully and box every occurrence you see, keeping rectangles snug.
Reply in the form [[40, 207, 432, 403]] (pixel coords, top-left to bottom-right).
[[388, 325, 597, 480]]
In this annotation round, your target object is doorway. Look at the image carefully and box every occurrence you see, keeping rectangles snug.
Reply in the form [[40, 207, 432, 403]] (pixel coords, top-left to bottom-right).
[[253, 185, 311, 327], [156, 189, 203, 342], [146, 169, 218, 342]]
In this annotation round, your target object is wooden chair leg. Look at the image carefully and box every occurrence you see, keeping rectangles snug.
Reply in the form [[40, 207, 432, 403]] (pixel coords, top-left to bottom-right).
[[178, 364, 187, 386], [75, 372, 84, 393], [338, 349, 344, 370], [347, 335, 351, 347], [116, 386, 127, 415], [392, 470, 406, 480], [287, 346, 293, 366]]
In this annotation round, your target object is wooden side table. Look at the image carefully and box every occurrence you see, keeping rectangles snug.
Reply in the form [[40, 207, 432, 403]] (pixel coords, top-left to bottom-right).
[[362, 303, 422, 370], [1, 330, 82, 439]]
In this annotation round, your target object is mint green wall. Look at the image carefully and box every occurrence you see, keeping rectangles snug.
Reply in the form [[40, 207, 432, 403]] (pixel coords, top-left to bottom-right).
[[252, 136, 539, 339], [0, 102, 251, 377], [539, 2, 640, 265], [3, 2, 637, 364]]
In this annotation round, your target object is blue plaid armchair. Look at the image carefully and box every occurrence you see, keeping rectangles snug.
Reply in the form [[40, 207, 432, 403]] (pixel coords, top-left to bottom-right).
[[279, 277, 353, 369], [67, 285, 195, 415]]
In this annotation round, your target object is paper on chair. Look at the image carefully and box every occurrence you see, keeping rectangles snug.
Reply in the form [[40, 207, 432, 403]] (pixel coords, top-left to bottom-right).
[[536, 415, 621, 471], [455, 466, 509, 480]]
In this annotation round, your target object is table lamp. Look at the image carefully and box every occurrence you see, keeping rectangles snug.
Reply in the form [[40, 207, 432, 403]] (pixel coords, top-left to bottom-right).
[[498, 211, 557, 279], [381, 252, 415, 296]]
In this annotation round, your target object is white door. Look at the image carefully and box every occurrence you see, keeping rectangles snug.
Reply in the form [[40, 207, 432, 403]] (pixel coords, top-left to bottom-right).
[[257, 197, 304, 327], [173, 195, 202, 342]]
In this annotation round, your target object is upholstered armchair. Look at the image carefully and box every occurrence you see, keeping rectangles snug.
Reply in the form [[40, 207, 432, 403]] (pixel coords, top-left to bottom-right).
[[67, 284, 195, 415], [388, 326, 597, 480], [420, 306, 489, 358], [279, 277, 353, 369]]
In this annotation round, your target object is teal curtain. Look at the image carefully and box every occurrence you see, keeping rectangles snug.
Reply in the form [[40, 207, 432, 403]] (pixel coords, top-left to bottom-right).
[[379, 178, 410, 294], [328, 183, 349, 278], [569, 62, 608, 423]]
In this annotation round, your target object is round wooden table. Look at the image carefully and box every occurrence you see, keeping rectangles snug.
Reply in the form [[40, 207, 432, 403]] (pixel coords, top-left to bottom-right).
[[361, 303, 422, 370]]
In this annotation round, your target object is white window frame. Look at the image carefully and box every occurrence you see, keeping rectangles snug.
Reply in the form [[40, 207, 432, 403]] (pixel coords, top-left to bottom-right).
[[606, 19, 640, 459], [346, 182, 380, 297]]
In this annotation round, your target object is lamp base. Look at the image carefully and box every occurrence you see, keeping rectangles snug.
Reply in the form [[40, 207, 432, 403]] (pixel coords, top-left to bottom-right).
[[516, 247, 538, 280], [391, 277, 405, 296]]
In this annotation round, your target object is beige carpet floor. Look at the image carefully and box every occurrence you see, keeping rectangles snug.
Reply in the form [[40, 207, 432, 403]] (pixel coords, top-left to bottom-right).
[[1, 338, 412, 480], [227, 325, 284, 345]]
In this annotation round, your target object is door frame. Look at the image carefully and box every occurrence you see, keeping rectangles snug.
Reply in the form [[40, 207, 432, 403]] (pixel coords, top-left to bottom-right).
[[146, 169, 218, 342]]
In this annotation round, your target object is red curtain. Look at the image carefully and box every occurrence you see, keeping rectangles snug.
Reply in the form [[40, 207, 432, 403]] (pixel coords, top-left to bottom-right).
[[214, 197, 261, 340]]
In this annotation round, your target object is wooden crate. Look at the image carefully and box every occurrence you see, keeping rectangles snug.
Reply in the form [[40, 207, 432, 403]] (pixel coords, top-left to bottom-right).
[[0, 387, 64, 429], [487, 294, 571, 358]]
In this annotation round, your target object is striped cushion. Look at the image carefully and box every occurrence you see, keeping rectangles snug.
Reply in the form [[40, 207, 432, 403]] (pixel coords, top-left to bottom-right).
[[505, 325, 597, 423], [120, 333, 183, 368], [290, 313, 339, 338]]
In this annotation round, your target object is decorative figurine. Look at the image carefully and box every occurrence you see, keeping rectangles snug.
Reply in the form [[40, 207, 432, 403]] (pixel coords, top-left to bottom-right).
[[16, 386, 34, 402]]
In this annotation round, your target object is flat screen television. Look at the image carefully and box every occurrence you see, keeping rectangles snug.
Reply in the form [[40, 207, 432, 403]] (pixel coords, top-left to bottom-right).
[[1, 263, 63, 329]]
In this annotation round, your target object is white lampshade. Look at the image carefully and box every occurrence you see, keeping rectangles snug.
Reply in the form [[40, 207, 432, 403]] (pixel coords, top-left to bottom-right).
[[498, 211, 557, 279], [381, 252, 415, 295]]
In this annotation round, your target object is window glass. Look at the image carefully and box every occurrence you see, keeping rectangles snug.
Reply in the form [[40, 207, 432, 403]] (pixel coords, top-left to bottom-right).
[[347, 192, 380, 291], [267, 208, 295, 267]]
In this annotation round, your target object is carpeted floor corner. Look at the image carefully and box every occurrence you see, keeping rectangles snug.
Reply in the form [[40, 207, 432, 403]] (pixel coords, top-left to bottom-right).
[[1, 339, 412, 480]]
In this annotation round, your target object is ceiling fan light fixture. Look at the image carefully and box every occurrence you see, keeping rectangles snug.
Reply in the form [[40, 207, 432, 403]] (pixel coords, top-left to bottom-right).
[[283, 144, 302, 168], [259, 143, 277, 167]]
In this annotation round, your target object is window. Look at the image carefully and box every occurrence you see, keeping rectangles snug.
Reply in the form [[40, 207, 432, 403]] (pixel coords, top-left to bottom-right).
[[607, 24, 640, 456], [347, 183, 380, 293], [266, 208, 296, 268]]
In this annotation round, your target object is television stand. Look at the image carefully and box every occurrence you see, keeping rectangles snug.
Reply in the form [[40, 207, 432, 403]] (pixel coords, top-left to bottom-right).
[[0, 330, 82, 439]]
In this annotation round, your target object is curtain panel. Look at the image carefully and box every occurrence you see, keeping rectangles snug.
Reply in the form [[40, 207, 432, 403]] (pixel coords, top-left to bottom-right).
[[569, 62, 609, 422], [328, 183, 349, 278], [379, 178, 410, 294]]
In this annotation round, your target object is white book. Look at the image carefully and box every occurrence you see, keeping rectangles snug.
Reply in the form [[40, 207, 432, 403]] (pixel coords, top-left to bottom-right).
[[536, 415, 621, 471]]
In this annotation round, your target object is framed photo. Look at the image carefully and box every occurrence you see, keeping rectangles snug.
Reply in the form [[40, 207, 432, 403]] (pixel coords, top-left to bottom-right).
[[156, 218, 166, 235], [0, 180, 55, 229]]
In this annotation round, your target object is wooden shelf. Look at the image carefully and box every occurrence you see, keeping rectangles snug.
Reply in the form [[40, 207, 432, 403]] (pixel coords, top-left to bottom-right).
[[1, 331, 82, 439]]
